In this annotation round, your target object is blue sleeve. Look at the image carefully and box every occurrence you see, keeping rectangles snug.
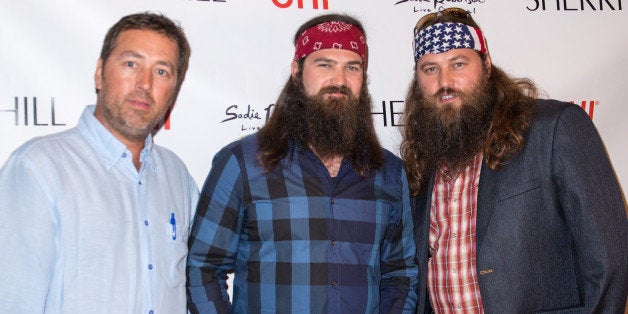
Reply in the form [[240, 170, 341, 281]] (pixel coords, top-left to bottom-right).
[[379, 164, 419, 313], [0, 152, 58, 313], [186, 147, 245, 314]]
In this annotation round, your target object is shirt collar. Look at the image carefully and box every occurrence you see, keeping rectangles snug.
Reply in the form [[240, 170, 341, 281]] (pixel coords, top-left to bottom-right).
[[77, 105, 155, 171]]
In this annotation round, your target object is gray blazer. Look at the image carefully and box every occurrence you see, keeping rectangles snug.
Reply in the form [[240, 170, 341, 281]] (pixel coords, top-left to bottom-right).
[[414, 100, 628, 313]]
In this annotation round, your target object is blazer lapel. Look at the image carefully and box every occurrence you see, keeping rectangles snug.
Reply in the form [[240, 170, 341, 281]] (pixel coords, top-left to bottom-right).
[[476, 161, 500, 252], [413, 174, 436, 314], [415, 174, 435, 256]]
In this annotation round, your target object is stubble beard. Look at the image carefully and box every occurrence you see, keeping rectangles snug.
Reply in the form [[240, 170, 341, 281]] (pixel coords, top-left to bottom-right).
[[97, 82, 164, 143]]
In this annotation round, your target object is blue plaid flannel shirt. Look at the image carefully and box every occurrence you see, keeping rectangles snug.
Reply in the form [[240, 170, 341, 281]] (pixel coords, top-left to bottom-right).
[[187, 134, 417, 313]]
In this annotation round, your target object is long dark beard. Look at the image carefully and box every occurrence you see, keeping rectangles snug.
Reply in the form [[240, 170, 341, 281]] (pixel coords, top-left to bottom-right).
[[305, 85, 360, 159], [257, 74, 383, 176], [412, 75, 496, 176]]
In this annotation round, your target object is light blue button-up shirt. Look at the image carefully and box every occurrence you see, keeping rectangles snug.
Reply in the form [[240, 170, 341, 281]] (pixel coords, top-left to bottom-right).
[[0, 105, 198, 313]]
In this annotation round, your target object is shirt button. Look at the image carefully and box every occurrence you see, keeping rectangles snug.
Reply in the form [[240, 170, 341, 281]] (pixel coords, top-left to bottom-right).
[[452, 233, 457, 238], [144, 220, 149, 226], [148, 264, 153, 270], [331, 240, 336, 246], [452, 198, 458, 203], [452, 269, 457, 273], [122, 153, 127, 158], [330, 281, 337, 287], [149, 310, 154, 314], [330, 199, 335, 204]]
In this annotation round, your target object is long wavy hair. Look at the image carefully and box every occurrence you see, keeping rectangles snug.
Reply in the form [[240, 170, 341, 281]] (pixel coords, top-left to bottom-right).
[[257, 14, 383, 177], [401, 12, 538, 195]]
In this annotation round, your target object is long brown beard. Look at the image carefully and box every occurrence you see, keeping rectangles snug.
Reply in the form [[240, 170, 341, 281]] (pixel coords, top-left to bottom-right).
[[257, 74, 383, 176], [413, 75, 496, 176], [305, 85, 360, 159]]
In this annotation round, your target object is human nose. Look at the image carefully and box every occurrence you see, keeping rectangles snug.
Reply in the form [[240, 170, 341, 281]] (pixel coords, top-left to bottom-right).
[[136, 69, 153, 91], [438, 68, 453, 89], [329, 67, 347, 87]]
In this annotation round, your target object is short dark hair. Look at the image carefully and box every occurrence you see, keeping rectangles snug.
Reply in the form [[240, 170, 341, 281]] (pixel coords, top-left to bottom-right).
[[99, 12, 191, 95]]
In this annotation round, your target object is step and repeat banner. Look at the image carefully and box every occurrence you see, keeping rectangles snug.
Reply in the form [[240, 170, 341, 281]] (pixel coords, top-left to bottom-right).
[[2, 0, 626, 198]]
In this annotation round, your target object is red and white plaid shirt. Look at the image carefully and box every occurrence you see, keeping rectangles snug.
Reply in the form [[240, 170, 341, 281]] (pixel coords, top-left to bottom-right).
[[427, 154, 484, 314]]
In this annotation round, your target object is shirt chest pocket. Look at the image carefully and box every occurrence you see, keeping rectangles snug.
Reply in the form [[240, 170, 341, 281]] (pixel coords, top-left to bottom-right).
[[337, 200, 393, 245], [165, 221, 188, 287], [497, 177, 542, 201], [244, 200, 306, 242]]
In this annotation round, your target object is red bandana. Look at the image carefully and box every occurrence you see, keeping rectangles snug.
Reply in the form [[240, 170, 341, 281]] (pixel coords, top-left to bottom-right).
[[293, 21, 367, 64]]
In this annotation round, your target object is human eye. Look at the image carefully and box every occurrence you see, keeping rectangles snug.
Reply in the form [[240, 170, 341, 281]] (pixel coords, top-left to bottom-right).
[[422, 66, 437, 74], [156, 68, 170, 77], [125, 60, 136, 68], [453, 61, 466, 68], [347, 64, 362, 72]]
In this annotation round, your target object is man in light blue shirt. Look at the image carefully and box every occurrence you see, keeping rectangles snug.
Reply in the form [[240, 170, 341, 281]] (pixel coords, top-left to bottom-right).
[[0, 13, 198, 313]]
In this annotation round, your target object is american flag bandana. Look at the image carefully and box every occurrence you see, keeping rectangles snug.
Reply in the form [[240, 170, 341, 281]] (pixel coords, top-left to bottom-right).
[[414, 22, 487, 62]]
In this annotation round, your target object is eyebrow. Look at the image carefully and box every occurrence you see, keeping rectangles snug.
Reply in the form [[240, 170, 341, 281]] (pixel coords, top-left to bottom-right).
[[312, 57, 363, 67], [117, 50, 144, 60], [347, 60, 363, 67], [448, 54, 471, 62], [117, 50, 176, 70], [418, 53, 471, 68], [312, 57, 337, 64]]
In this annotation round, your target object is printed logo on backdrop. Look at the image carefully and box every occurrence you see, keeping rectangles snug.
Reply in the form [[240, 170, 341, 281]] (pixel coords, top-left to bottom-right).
[[0, 97, 66, 127], [154, 106, 173, 131], [527, 0, 621, 11], [373, 100, 405, 127], [221, 104, 275, 133], [0, 97, 180, 130], [272, 0, 329, 10], [220, 100, 405, 133], [393, 0, 487, 13], [571, 100, 599, 119]]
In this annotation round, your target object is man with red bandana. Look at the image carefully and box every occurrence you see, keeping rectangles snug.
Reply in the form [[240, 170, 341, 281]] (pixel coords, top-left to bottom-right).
[[186, 14, 418, 313], [402, 7, 628, 313]]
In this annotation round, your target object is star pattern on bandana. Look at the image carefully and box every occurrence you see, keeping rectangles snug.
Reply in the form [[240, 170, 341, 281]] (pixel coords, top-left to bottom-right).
[[414, 22, 480, 61]]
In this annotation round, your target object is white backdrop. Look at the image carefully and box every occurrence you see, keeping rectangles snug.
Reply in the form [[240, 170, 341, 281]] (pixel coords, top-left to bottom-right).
[[2, 0, 626, 199]]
